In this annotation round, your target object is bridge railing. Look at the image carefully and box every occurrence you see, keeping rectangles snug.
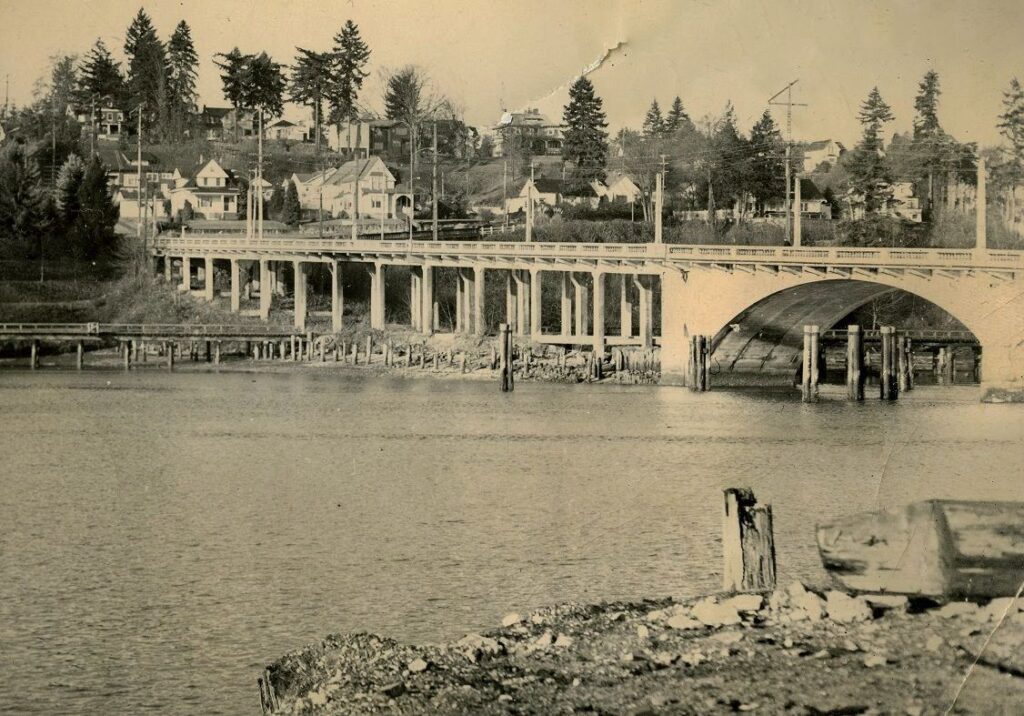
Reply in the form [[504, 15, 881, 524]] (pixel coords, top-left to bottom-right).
[[0, 323, 302, 337]]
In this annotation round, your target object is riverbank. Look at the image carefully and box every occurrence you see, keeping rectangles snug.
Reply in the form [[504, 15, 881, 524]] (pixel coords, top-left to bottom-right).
[[265, 586, 1024, 715]]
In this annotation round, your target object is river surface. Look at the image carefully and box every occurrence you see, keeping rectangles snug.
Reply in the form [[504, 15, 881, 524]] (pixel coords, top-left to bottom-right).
[[1, 369, 1022, 714]]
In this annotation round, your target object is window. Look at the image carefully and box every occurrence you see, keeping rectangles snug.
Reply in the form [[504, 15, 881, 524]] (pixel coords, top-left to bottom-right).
[[372, 200, 381, 208]]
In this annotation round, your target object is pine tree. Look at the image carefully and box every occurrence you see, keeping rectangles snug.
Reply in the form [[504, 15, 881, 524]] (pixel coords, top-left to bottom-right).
[[747, 110, 784, 213], [328, 21, 371, 135], [913, 70, 941, 139], [709, 102, 750, 209], [665, 96, 694, 134], [123, 8, 168, 138], [846, 87, 895, 212], [167, 21, 199, 138], [997, 77, 1024, 192], [243, 52, 286, 120], [290, 48, 332, 152], [214, 47, 254, 142], [642, 99, 664, 136], [55, 153, 85, 221], [562, 76, 608, 183], [282, 181, 301, 226], [78, 40, 126, 106], [46, 55, 78, 118], [74, 157, 119, 259], [0, 142, 52, 258]]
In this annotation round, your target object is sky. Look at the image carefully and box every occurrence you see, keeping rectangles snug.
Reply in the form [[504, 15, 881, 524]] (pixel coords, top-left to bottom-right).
[[1, 0, 1023, 147]]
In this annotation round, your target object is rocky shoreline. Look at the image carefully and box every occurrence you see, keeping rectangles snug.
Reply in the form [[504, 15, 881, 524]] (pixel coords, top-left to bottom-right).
[[264, 585, 1024, 715]]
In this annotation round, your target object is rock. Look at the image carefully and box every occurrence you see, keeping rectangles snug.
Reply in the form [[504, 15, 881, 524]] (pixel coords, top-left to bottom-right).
[[530, 613, 546, 625], [652, 651, 675, 667], [863, 594, 909, 611], [826, 591, 873, 623], [936, 602, 979, 619], [637, 625, 650, 639], [533, 631, 553, 648], [666, 613, 702, 630], [710, 631, 744, 644], [456, 633, 502, 657], [723, 594, 764, 613], [863, 654, 888, 668], [680, 651, 705, 667], [408, 657, 428, 673], [691, 598, 741, 627], [498, 694, 512, 703], [380, 681, 406, 698], [843, 639, 861, 652], [308, 690, 328, 707], [501, 612, 523, 627], [608, 611, 625, 622], [645, 608, 667, 622], [554, 634, 574, 648], [768, 589, 789, 611], [925, 635, 944, 652], [790, 590, 825, 621], [979, 597, 1019, 622], [787, 581, 809, 598]]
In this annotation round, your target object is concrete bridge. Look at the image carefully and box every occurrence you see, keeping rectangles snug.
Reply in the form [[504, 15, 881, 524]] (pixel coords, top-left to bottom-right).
[[150, 232, 1024, 401]]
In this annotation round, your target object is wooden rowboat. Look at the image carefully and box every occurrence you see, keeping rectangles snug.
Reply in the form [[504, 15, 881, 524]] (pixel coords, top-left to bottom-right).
[[816, 500, 1024, 599]]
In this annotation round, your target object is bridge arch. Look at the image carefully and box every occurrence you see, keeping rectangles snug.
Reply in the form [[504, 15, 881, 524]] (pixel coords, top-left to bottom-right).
[[660, 268, 1024, 399]]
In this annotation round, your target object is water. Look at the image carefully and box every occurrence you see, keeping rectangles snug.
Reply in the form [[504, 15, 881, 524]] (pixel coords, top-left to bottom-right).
[[1, 370, 1022, 714]]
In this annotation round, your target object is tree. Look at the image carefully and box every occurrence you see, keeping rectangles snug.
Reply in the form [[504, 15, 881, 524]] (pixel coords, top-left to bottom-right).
[[642, 99, 664, 137], [123, 8, 168, 138], [242, 52, 287, 120], [997, 77, 1024, 197], [77, 39, 126, 107], [665, 96, 694, 134], [167, 21, 199, 139], [282, 181, 301, 226], [383, 65, 440, 191], [845, 87, 895, 213], [290, 48, 332, 152], [706, 103, 750, 214], [0, 141, 52, 259], [913, 70, 941, 139], [73, 157, 119, 260], [55, 153, 85, 222], [747, 110, 785, 214], [214, 47, 253, 141], [328, 21, 371, 141], [42, 55, 78, 119], [562, 76, 608, 183]]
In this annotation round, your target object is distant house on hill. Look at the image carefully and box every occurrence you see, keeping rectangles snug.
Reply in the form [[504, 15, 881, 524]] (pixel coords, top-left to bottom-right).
[[199, 105, 257, 141], [268, 119, 308, 142], [288, 156, 410, 220], [596, 172, 642, 204], [801, 139, 846, 172], [494, 109, 565, 157], [765, 177, 832, 220], [328, 118, 411, 159], [169, 158, 240, 220]]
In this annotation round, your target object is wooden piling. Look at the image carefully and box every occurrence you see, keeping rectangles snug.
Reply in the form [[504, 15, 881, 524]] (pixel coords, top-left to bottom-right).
[[30, 340, 39, 370], [214, 341, 221, 366], [499, 323, 514, 392], [122, 341, 131, 370], [897, 334, 909, 393], [943, 345, 956, 385], [257, 677, 268, 715], [846, 325, 864, 400], [905, 338, 914, 390], [880, 326, 896, 400], [801, 325, 818, 402], [722, 488, 777, 593], [365, 336, 372, 364], [166, 342, 174, 370], [76, 341, 84, 370]]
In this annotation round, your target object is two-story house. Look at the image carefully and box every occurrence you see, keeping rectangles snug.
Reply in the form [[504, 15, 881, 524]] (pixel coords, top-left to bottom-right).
[[801, 139, 846, 172], [300, 156, 409, 220], [505, 177, 600, 214], [494, 109, 565, 157], [169, 159, 240, 220]]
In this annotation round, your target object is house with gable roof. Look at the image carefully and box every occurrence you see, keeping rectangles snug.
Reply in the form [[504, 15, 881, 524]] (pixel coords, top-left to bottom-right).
[[291, 156, 410, 220], [169, 158, 240, 220]]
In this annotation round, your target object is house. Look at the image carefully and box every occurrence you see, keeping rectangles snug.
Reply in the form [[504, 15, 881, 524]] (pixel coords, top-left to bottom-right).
[[251, 176, 275, 202], [887, 182, 923, 223], [114, 180, 174, 220], [765, 178, 832, 220], [312, 156, 410, 220], [267, 119, 308, 142], [169, 159, 240, 220], [494, 109, 565, 157], [801, 139, 845, 172], [96, 105, 124, 141], [596, 172, 642, 204], [199, 105, 257, 141], [505, 177, 600, 213], [328, 118, 412, 159]]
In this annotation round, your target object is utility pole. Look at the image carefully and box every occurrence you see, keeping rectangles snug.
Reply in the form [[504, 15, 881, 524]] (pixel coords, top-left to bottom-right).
[[257, 110, 264, 240], [409, 120, 415, 241], [976, 156, 987, 250], [432, 121, 438, 241], [502, 159, 508, 227], [132, 103, 145, 256], [768, 79, 807, 245], [655, 155, 666, 244], [525, 161, 535, 242]]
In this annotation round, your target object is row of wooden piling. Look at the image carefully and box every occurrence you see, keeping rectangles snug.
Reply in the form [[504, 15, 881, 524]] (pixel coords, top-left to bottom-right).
[[804, 324, 916, 402]]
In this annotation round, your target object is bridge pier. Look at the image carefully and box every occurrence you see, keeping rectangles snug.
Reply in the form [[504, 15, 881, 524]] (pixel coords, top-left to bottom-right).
[[331, 261, 343, 333], [513, 270, 529, 336], [474, 266, 486, 335], [635, 275, 654, 349], [164, 256, 172, 282], [420, 265, 435, 335], [530, 268, 542, 338], [593, 271, 606, 358], [259, 260, 271, 320], [180, 256, 191, 292], [203, 257, 215, 301], [506, 271, 518, 332], [294, 261, 307, 330], [410, 267, 422, 332], [230, 259, 241, 312], [368, 262, 385, 330], [571, 273, 588, 337], [621, 275, 634, 338], [560, 273, 572, 335]]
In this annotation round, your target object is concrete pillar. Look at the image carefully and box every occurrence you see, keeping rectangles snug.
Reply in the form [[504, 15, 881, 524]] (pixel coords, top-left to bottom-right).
[[230, 259, 241, 312], [620, 275, 634, 338], [331, 260, 343, 333], [593, 271, 606, 357], [203, 257, 215, 301], [463, 268, 476, 334], [529, 268, 542, 337], [294, 260, 307, 330], [76, 341, 84, 370], [513, 271, 528, 336], [420, 265, 435, 335], [273, 262, 286, 297], [369, 262, 385, 330], [506, 270, 518, 329], [410, 267, 422, 331], [560, 272, 572, 336], [455, 269, 465, 333], [635, 275, 653, 349], [259, 259, 271, 320], [572, 273, 589, 337], [180, 256, 191, 292], [164, 256, 172, 282], [473, 265, 486, 335]]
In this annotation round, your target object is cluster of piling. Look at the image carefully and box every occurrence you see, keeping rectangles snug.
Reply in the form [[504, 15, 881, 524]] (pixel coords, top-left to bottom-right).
[[803, 324, 916, 402], [688, 335, 711, 392]]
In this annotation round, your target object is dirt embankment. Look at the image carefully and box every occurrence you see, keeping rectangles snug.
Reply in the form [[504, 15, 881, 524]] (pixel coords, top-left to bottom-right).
[[265, 584, 1024, 715]]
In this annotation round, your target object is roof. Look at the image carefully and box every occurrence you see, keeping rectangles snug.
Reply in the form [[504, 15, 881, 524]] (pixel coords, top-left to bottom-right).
[[201, 106, 232, 119], [797, 177, 825, 201], [530, 178, 598, 198], [270, 119, 297, 128], [323, 158, 385, 187]]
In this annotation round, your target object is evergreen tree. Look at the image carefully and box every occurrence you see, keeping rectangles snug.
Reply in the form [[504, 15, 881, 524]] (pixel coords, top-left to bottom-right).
[[282, 181, 301, 226], [665, 96, 694, 134], [747, 110, 785, 213], [77, 39, 126, 106], [997, 77, 1024, 193], [214, 47, 253, 141], [73, 157, 119, 259], [708, 102, 750, 210], [642, 99, 664, 136], [242, 52, 287, 121], [290, 48, 332, 151], [0, 142, 52, 259], [561, 76, 608, 183], [167, 21, 199, 138], [845, 87, 895, 212], [328, 21, 371, 135], [55, 153, 85, 222], [123, 8, 168, 138], [913, 70, 941, 139], [46, 55, 78, 118]]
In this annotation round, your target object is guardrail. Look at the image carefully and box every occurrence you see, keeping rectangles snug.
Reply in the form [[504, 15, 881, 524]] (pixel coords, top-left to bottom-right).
[[821, 328, 977, 342], [151, 234, 1024, 270], [0, 323, 303, 338]]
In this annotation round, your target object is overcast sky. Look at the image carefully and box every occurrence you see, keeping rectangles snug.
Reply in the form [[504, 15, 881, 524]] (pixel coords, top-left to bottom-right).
[[2, 0, 1022, 146]]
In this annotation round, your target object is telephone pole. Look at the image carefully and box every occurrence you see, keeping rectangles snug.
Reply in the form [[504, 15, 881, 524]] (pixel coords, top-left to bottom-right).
[[502, 160, 508, 227], [525, 161, 535, 242], [768, 79, 807, 244], [655, 155, 666, 244], [432, 121, 439, 241]]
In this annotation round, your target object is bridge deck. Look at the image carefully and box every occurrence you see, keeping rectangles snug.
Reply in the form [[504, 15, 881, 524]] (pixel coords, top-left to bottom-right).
[[0, 323, 305, 341]]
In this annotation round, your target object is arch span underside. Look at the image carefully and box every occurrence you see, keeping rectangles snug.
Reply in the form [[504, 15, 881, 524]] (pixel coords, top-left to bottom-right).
[[709, 281, 900, 383]]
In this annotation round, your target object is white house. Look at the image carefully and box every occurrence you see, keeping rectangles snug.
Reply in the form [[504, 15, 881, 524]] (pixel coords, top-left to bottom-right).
[[596, 172, 642, 204], [801, 139, 845, 172], [505, 178, 600, 213], [887, 182, 923, 223], [169, 159, 240, 220], [292, 156, 410, 220], [765, 178, 832, 220], [267, 119, 308, 142]]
